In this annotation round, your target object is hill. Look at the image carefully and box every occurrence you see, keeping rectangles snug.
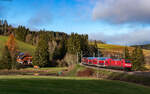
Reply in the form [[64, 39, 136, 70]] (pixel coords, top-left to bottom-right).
[[92, 42, 150, 55], [0, 36, 36, 59], [132, 44, 150, 50], [90, 42, 150, 67], [0, 76, 150, 94]]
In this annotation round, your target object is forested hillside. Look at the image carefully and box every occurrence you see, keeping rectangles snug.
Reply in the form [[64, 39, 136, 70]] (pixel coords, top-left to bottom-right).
[[0, 36, 35, 59], [1, 19, 149, 69], [0, 20, 99, 67]]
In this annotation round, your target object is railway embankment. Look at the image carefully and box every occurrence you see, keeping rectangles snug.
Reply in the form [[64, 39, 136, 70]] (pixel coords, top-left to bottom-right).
[[66, 64, 150, 87]]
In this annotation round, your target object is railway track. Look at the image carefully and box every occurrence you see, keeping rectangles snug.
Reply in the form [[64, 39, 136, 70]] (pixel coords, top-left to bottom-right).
[[80, 63, 150, 77]]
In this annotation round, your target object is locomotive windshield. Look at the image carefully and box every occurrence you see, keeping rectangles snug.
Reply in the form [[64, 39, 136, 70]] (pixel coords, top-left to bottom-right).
[[125, 60, 131, 63]]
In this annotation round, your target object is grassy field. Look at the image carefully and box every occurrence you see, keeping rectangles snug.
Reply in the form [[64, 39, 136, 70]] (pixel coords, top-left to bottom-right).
[[0, 36, 35, 59], [0, 67, 67, 75], [66, 64, 150, 86], [66, 65, 86, 76], [0, 76, 150, 94]]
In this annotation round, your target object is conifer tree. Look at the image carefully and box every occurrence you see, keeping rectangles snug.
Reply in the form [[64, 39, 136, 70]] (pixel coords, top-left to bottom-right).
[[124, 47, 130, 59], [131, 47, 145, 70], [53, 38, 67, 60], [32, 34, 50, 67], [93, 40, 98, 56], [15, 26, 29, 42]]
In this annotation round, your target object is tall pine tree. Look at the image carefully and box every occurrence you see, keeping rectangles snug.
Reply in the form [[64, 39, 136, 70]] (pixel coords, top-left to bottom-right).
[[131, 47, 145, 70], [15, 26, 29, 42], [32, 34, 50, 67], [123, 47, 130, 59]]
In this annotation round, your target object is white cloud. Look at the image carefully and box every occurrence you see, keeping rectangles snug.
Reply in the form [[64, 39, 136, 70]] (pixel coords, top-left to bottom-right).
[[93, 0, 150, 24], [89, 29, 150, 45]]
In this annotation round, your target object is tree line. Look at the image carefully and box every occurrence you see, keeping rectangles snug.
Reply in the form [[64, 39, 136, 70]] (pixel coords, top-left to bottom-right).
[[0, 20, 99, 68], [0, 20, 146, 70]]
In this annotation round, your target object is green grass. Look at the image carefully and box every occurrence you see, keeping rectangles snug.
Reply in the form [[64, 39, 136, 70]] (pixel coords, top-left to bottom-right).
[[66, 64, 86, 76], [0, 67, 68, 75], [23, 67, 68, 74], [93, 68, 150, 86], [24, 67, 67, 71], [0, 76, 150, 94], [67, 64, 150, 86], [0, 36, 36, 59]]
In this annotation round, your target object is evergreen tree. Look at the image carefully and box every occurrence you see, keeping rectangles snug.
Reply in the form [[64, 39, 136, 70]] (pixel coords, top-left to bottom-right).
[[0, 20, 2, 25], [131, 47, 145, 70], [0, 46, 12, 69], [0, 20, 4, 35], [3, 20, 8, 27], [15, 26, 29, 42], [124, 47, 130, 59], [53, 39, 67, 60], [67, 33, 88, 54], [93, 40, 98, 56], [32, 34, 50, 67], [3, 20, 8, 35]]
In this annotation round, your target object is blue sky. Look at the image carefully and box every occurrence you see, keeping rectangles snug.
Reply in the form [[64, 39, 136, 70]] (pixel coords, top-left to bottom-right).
[[1, 0, 150, 45]]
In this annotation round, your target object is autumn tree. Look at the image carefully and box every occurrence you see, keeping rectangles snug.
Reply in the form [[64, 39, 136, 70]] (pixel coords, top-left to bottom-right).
[[6, 34, 18, 69]]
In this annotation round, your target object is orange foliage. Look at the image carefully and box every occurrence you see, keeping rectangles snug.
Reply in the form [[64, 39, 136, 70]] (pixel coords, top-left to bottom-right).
[[6, 34, 17, 55]]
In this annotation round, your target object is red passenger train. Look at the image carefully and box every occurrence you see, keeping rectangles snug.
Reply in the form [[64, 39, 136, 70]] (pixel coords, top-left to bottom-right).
[[81, 57, 132, 71]]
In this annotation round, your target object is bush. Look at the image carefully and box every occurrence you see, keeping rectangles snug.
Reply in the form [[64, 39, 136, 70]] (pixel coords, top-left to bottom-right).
[[0, 46, 12, 70]]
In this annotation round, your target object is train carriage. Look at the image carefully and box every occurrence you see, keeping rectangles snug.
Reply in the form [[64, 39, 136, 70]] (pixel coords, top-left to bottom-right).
[[81, 57, 132, 71]]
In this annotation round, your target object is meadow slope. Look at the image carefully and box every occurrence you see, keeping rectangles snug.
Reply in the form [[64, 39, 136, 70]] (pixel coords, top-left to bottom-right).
[[90, 42, 150, 66], [0, 36, 35, 59]]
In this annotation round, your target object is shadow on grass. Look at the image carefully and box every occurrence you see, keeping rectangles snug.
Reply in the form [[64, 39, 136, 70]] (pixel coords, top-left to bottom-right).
[[107, 72, 150, 86], [0, 76, 150, 94]]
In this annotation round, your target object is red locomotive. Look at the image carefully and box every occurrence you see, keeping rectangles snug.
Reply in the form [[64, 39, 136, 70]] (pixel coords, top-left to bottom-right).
[[82, 57, 132, 71]]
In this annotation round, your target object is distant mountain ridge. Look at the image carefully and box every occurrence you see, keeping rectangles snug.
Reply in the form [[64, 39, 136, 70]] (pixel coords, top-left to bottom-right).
[[131, 44, 150, 50]]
